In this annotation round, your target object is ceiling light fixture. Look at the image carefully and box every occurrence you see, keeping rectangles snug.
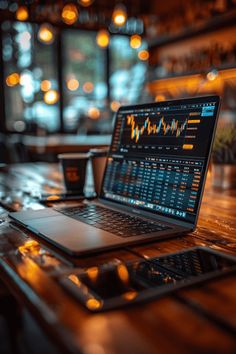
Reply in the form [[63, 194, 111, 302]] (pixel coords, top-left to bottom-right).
[[78, 0, 94, 7], [112, 3, 127, 27], [16, 6, 29, 21], [62, 4, 79, 25]]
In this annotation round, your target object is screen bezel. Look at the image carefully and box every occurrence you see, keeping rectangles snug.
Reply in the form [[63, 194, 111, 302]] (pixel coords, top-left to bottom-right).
[[99, 95, 220, 228]]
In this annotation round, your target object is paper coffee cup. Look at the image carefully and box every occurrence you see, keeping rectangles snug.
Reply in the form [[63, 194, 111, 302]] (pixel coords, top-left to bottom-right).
[[58, 153, 90, 193], [90, 148, 109, 196]]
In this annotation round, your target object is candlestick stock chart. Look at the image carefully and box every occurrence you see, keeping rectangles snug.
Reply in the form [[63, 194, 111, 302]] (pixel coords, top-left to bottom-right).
[[126, 114, 188, 143], [120, 111, 199, 153]]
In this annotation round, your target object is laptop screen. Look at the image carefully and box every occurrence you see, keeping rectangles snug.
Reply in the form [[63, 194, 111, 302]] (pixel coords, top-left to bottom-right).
[[101, 96, 220, 225]]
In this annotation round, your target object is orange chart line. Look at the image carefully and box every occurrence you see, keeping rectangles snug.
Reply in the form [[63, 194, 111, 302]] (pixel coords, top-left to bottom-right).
[[127, 114, 188, 143], [187, 119, 201, 124]]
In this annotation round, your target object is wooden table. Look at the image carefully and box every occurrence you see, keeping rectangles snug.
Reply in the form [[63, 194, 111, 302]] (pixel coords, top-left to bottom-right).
[[0, 163, 236, 354]]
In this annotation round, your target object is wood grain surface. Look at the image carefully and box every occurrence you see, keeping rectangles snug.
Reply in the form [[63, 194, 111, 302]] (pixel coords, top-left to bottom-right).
[[0, 163, 235, 354]]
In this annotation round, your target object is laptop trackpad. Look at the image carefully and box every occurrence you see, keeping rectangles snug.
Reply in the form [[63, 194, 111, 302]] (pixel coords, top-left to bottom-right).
[[27, 214, 122, 255]]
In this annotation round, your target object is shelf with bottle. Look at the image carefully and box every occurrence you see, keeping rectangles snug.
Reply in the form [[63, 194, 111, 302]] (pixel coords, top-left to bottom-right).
[[146, 67, 236, 97], [148, 37, 236, 81], [148, 6, 236, 49], [148, 63, 236, 83]]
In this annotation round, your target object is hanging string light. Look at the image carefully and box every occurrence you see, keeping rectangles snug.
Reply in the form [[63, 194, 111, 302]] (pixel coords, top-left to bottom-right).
[[112, 3, 127, 27], [38, 23, 55, 45], [16, 6, 29, 21], [78, 0, 94, 7], [130, 34, 142, 49], [62, 4, 79, 25], [96, 29, 110, 48]]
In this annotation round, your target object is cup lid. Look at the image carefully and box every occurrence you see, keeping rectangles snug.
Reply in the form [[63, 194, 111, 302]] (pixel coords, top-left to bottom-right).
[[89, 147, 109, 157], [58, 153, 90, 159]]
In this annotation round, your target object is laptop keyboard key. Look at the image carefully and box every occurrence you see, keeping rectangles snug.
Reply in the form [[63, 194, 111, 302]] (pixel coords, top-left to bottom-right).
[[55, 204, 171, 238]]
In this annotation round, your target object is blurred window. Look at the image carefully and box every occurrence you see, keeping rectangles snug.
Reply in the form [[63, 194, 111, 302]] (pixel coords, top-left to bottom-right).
[[2, 21, 60, 133], [110, 35, 148, 105], [1, 23, 147, 134], [62, 30, 107, 133]]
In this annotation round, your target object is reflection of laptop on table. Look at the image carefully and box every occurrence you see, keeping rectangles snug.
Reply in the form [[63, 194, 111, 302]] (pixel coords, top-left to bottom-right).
[[9, 96, 220, 256]]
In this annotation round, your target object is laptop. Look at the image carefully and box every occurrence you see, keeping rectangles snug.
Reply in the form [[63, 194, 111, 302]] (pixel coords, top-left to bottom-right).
[[9, 96, 220, 256]]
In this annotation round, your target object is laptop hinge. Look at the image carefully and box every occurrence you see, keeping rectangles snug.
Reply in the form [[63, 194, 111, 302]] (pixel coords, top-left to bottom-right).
[[97, 197, 195, 230]]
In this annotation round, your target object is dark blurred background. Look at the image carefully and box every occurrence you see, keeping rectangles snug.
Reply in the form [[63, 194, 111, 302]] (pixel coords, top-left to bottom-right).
[[0, 0, 235, 165]]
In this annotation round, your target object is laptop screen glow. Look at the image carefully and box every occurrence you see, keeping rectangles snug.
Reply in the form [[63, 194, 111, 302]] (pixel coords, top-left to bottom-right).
[[101, 96, 219, 224]]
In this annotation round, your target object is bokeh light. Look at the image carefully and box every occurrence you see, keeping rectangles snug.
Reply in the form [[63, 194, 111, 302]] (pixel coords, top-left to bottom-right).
[[38, 23, 55, 45], [16, 6, 29, 21], [13, 120, 26, 132], [207, 69, 218, 81], [17, 31, 31, 50], [110, 100, 121, 112], [83, 81, 94, 93], [62, 4, 79, 25], [67, 78, 79, 91], [155, 94, 166, 102], [41, 80, 52, 92], [86, 298, 102, 310], [88, 107, 100, 119], [78, 0, 94, 7], [130, 34, 142, 49], [20, 72, 32, 86], [96, 30, 110, 48], [112, 4, 127, 27], [6, 73, 20, 87], [138, 50, 149, 61], [44, 90, 59, 105]]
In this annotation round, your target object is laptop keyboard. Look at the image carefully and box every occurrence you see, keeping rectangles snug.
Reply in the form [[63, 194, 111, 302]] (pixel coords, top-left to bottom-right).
[[56, 204, 171, 238]]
